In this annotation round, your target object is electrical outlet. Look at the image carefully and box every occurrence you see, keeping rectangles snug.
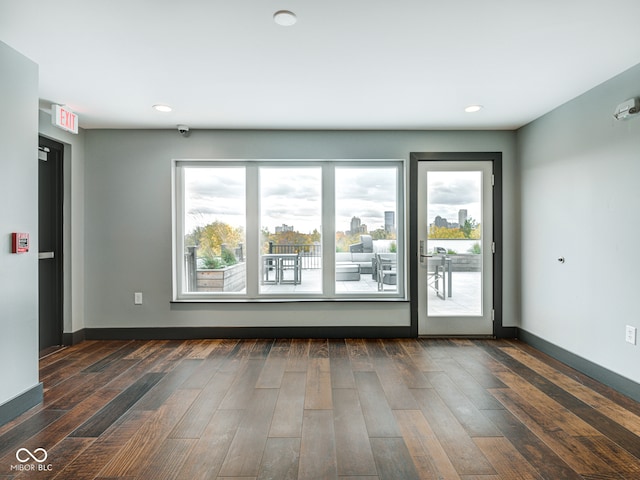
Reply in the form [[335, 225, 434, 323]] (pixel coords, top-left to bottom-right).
[[626, 325, 637, 345], [134, 292, 143, 305]]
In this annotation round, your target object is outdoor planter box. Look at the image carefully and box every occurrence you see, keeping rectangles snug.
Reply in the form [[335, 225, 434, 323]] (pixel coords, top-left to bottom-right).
[[196, 262, 246, 292]]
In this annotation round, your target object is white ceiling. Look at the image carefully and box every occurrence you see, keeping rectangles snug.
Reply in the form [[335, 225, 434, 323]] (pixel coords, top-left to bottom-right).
[[2, 1, 640, 130]]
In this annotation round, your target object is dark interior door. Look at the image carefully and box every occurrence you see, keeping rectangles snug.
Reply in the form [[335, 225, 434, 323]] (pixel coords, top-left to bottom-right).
[[38, 136, 63, 351]]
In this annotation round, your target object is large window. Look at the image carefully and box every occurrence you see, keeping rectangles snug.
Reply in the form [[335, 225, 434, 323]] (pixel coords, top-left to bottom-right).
[[173, 160, 405, 301], [335, 167, 399, 294], [260, 167, 322, 294], [181, 166, 246, 294]]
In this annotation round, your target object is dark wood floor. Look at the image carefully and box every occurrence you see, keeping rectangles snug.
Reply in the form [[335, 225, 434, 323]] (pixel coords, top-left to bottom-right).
[[1, 338, 639, 479]]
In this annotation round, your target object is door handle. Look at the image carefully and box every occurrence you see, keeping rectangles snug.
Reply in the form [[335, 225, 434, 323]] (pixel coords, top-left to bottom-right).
[[38, 252, 55, 260]]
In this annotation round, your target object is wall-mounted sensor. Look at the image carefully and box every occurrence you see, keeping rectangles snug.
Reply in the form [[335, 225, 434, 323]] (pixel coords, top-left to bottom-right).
[[613, 98, 639, 120], [557, 257, 565, 263], [177, 125, 190, 137]]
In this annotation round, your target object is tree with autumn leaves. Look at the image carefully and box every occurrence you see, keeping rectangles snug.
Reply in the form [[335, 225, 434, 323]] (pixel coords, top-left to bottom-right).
[[187, 220, 403, 256], [429, 218, 481, 239], [261, 228, 321, 253], [186, 221, 244, 257]]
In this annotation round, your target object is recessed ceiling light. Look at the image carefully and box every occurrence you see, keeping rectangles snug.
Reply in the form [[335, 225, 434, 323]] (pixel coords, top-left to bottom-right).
[[153, 104, 172, 113], [464, 105, 483, 113], [274, 10, 297, 26]]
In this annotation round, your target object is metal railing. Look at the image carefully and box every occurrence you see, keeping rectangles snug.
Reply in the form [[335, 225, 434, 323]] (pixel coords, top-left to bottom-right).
[[185, 246, 197, 291], [184, 242, 322, 292], [185, 242, 322, 291], [268, 242, 322, 269]]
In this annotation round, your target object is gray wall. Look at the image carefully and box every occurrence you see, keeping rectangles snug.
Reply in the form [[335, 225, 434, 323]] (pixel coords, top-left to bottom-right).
[[0, 42, 40, 407], [39, 110, 86, 334], [3, 31, 637, 419], [518, 62, 640, 384], [84, 130, 519, 329]]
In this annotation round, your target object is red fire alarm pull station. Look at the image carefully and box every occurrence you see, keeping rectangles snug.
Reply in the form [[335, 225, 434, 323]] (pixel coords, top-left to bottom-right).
[[11, 233, 29, 253]]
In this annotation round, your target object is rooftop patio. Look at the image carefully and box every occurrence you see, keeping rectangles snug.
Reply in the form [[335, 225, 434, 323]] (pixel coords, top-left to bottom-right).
[[259, 269, 392, 294], [260, 267, 482, 316]]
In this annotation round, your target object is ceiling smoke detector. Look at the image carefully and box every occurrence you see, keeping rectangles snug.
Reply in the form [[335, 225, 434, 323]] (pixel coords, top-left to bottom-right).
[[153, 104, 172, 112], [464, 105, 483, 113], [274, 10, 297, 26]]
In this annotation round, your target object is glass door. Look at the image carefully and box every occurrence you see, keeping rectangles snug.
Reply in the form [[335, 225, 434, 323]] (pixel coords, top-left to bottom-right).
[[417, 160, 493, 335]]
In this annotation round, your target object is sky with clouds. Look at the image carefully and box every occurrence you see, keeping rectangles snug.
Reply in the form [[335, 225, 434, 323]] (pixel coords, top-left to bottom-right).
[[184, 167, 246, 233], [184, 165, 399, 235], [260, 167, 322, 233], [335, 167, 397, 233], [183, 166, 482, 237], [184, 167, 481, 238], [427, 171, 482, 225]]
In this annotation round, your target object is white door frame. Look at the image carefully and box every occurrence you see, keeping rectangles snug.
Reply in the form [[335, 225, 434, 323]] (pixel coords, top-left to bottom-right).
[[409, 152, 508, 338]]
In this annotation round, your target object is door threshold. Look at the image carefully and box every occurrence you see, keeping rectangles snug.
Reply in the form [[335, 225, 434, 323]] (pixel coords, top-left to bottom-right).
[[39, 345, 67, 359], [418, 335, 494, 339]]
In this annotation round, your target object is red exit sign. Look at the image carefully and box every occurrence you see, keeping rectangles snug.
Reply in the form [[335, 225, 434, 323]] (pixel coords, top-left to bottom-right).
[[52, 104, 78, 134]]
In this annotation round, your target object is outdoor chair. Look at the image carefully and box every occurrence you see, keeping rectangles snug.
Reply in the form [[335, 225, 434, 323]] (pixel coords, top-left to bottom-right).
[[349, 234, 373, 253], [376, 253, 396, 291], [427, 255, 447, 299], [279, 252, 302, 285]]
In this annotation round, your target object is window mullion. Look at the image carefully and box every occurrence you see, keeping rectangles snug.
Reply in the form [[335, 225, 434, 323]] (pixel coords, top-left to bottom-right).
[[246, 164, 260, 298], [322, 164, 336, 296], [173, 163, 185, 300]]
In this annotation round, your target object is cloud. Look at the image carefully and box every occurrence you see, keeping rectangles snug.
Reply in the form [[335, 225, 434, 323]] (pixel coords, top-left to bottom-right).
[[425, 172, 483, 224], [428, 172, 480, 206], [187, 204, 244, 217], [183, 168, 247, 232], [335, 167, 397, 204], [183, 164, 400, 234], [335, 167, 398, 229], [264, 205, 320, 220], [260, 168, 322, 201], [185, 167, 245, 200], [262, 182, 320, 200]]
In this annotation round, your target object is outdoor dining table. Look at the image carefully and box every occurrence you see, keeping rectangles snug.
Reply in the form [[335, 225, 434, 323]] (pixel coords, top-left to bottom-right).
[[261, 253, 302, 285]]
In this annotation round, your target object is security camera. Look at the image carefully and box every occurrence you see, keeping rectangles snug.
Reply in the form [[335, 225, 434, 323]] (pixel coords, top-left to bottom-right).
[[613, 98, 639, 120], [177, 125, 190, 137]]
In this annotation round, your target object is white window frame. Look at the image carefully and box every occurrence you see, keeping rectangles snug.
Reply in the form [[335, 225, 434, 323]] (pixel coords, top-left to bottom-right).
[[172, 159, 406, 302]]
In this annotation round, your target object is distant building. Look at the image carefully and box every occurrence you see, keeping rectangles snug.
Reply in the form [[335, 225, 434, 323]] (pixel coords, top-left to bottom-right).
[[433, 215, 461, 229], [275, 224, 294, 234], [434, 215, 448, 228], [350, 216, 367, 234], [384, 211, 395, 233], [350, 216, 360, 234], [458, 209, 468, 227]]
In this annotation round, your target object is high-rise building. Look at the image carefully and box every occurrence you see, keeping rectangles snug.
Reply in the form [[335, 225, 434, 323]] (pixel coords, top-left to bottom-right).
[[384, 211, 395, 233], [350, 216, 361, 234], [458, 209, 468, 227]]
